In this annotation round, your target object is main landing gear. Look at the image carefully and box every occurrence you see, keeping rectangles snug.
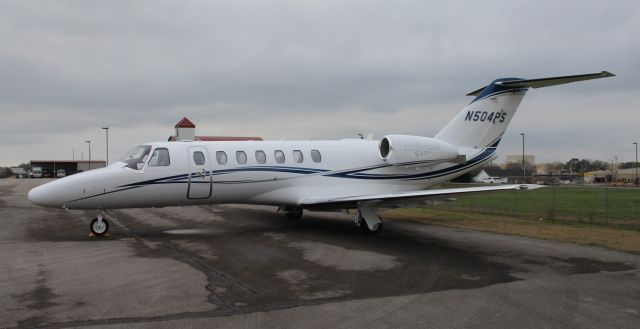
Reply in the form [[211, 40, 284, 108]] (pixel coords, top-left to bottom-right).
[[283, 206, 304, 220], [355, 204, 383, 234], [279, 204, 384, 234], [90, 211, 110, 236]]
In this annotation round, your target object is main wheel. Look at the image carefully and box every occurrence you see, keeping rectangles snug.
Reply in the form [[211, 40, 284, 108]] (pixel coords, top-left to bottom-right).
[[285, 207, 303, 220], [90, 218, 109, 236], [360, 221, 383, 234]]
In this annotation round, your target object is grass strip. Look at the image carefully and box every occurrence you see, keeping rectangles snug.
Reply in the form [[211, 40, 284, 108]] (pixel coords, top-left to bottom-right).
[[382, 208, 640, 254]]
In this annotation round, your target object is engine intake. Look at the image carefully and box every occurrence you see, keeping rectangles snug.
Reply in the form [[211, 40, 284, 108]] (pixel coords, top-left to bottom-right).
[[379, 135, 462, 165]]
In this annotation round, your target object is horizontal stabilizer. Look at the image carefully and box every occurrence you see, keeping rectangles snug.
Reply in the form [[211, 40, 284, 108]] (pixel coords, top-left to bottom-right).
[[466, 71, 615, 96]]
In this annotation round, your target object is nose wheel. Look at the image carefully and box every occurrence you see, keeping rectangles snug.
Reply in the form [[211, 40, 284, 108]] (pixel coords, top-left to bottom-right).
[[90, 215, 110, 236]]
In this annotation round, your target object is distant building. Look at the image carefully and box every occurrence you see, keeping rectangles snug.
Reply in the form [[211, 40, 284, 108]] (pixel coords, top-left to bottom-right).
[[10, 167, 28, 179], [29, 160, 106, 178], [585, 167, 639, 184], [174, 117, 196, 141], [168, 117, 263, 142]]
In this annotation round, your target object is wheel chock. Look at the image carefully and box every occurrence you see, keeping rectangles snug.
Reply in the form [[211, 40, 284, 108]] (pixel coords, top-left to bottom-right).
[[88, 232, 111, 237]]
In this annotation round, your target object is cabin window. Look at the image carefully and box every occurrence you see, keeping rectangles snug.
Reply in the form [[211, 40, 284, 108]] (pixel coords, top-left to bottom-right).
[[148, 148, 170, 167], [236, 151, 247, 165], [255, 150, 266, 164], [216, 151, 227, 165], [193, 151, 205, 165], [274, 150, 285, 164], [292, 150, 303, 163], [310, 150, 322, 163]]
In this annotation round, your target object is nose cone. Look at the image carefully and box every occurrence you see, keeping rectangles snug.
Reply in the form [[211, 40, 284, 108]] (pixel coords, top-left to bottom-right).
[[28, 183, 65, 208]]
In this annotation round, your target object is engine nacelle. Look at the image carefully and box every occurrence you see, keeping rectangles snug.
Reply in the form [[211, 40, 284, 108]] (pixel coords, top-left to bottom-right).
[[379, 135, 462, 165]]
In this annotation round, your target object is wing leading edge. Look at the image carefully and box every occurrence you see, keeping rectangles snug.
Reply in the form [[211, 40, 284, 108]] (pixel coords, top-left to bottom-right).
[[301, 184, 542, 210]]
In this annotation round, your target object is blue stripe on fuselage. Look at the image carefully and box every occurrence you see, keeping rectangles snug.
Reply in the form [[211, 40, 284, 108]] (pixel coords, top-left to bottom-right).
[[70, 149, 496, 204], [117, 149, 495, 188], [325, 148, 496, 181]]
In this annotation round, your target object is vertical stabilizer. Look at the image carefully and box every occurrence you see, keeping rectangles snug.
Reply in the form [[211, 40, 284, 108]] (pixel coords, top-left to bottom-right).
[[435, 79, 528, 148], [434, 71, 614, 148]]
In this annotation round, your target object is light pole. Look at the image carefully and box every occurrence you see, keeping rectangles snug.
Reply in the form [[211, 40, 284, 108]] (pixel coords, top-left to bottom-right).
[[102, 127, 109, 165], [634, 142, 638, 185], [520, 133, 525, 183], [85, 140, 91, 170], [610, 159, 615, 184]]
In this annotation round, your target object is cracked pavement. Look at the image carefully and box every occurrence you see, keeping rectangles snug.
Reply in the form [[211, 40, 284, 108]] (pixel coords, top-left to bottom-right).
[[1, 179, 639, 328]]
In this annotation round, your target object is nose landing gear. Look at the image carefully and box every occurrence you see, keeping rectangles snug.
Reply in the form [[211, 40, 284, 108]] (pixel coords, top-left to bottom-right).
[[90, 212, 110, 236]]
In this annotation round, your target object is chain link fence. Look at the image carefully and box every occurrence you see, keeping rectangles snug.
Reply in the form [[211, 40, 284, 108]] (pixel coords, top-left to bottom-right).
[[431, 185, 640, 225]]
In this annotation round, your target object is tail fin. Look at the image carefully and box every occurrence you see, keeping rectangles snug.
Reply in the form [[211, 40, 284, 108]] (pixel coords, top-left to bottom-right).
[[434, 71, 614, 148]]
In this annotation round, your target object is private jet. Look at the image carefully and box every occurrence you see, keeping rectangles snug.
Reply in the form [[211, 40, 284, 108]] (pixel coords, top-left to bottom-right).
[[28, 71, 614, 235]]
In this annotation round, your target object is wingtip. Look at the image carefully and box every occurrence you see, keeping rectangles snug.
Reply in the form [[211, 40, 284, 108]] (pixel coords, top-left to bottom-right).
[[517, 184, 544, 190], [600, 71, 616, 77]]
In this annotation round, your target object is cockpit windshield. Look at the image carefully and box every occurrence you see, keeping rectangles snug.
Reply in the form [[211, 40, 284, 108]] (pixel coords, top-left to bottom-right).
[[118, 145, 152, 170]]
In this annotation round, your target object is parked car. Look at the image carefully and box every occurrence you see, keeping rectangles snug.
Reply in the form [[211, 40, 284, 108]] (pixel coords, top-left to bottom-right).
[[31, 167, 42, 178], [479, 177, 501, 184], [56, 169, 66, 178]]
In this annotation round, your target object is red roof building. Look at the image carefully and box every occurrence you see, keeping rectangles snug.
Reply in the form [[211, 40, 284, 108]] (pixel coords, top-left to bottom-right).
[[175, 117, 196, 128], [169, 117, 263, 142], [167, 136, 263, 141]]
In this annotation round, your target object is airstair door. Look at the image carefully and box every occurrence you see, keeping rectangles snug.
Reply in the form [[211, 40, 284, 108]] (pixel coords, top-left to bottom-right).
[[187, 147, 212, 199]]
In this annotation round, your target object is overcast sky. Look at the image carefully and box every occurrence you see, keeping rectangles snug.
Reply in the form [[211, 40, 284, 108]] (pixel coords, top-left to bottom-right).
[[0, 0, 638, 167]]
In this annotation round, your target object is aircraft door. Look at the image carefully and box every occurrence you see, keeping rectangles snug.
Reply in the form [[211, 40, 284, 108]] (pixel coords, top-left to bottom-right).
[[187, 147, 212, 199]]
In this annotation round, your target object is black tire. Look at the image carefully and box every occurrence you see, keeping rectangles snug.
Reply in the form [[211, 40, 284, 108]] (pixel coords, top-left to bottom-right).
[[360, 221, 383, 234], [90, 217, 109, 236], [285, 207, 303, 220]]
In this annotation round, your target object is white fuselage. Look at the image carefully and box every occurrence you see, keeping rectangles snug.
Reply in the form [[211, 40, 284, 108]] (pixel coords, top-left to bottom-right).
[[28, 139, 496, 210], [27, 71, 614, 218]]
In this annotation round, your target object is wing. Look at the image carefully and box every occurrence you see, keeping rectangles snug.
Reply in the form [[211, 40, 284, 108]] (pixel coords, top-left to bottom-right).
[[301, 184, 542, 211]]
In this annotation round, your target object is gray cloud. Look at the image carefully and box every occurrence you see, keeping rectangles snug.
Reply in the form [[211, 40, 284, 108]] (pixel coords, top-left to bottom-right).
[[0, 0, 638, 166]]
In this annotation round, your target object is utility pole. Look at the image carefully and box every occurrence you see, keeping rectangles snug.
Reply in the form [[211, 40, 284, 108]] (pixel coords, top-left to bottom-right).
[[634, 142, 638, 185], [610, 159, 614, 184], [520, 133, 525, 183], [102, 127, 109, 165], [85, 140, 91, 170]]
